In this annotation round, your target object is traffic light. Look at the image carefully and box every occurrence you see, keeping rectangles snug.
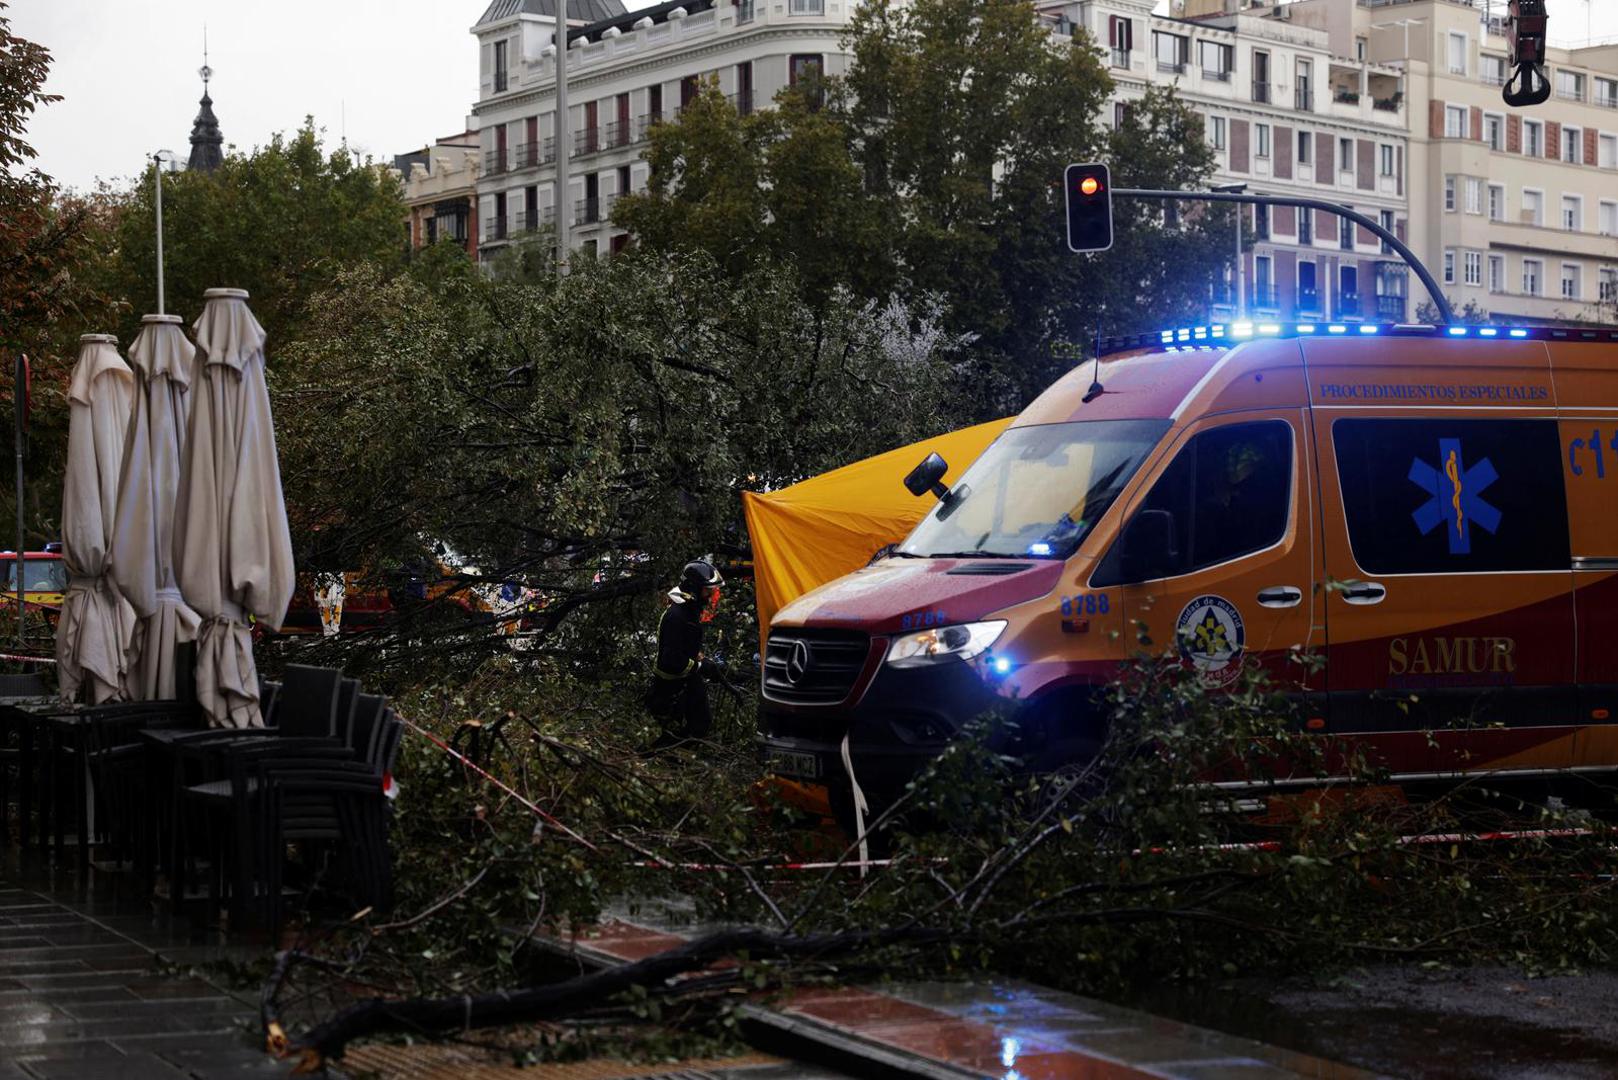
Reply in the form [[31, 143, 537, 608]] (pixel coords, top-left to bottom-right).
[[1065, 162, 1112, 253]]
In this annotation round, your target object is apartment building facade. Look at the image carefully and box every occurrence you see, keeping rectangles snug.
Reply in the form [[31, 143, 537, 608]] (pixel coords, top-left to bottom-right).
[[470, 0, 853, 262], [1049, 0, 1413, 322], [396, 131, 482, 258], [1289, 0, 1618, 324]]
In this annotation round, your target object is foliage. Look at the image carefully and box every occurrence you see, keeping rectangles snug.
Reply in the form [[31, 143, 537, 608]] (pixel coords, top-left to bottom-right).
[[266, 636, 1618, 1062], [98, 120, 406, 347], [616, 0, 1232, 416], [269, 250, 959, 680]]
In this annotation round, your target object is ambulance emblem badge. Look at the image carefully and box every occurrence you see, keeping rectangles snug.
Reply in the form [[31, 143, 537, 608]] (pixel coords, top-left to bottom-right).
[[1176, 595, 1246, 687]]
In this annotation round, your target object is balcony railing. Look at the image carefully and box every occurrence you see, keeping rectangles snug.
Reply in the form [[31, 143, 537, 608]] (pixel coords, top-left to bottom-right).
[[1296, 288, 1321, 314], [484, 217, 508, 242], [1599, 93, 1618, 109], [1372, 93, 1403, 112], [602, 120, 633, 150], [637, 112, 665, 141], [575, 197, 602, 226], [515, 208, 554, 233], [575, 128, 602, 156], [513, 140, 556, 170], [728, 90, 754, 115], [1334, 89, 1360, 104], [493, 70, 508, 94], [737, 0, 754, 22], [485, 149, 507, 176], [1202, 67, 1230, 82], [1157, 59, 1186, 75], [1557, 88, 1585, 103], [1480, 73, 1505, 87], [1252, 81, 1271, 103], [1375, 294, 1406, 321], [1251, 285, 1280, 310], [1111, 48, 1131, 68], [1295, 89, 1314, 112], [1338, 291, 1360, 316]]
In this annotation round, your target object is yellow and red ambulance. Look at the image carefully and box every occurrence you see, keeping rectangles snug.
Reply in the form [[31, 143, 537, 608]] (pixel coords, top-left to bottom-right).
[[758, 321, 1618, 810]]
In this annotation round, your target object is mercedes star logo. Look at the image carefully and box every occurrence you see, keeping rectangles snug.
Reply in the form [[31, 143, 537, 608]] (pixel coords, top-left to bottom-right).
[[785, 639, 813, 685]]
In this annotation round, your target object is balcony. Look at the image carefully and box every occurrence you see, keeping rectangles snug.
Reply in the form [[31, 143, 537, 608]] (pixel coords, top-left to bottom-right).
[[1111, 48, 1131, 69], [637, 112, 664, 141], [485, 149, 507, 176], [1334, 88, 1360, 105], [515, 208, 554, 233], [1557, 88, 1585, 103], [575, 128, 602, 156], [483, 217, 508, 242], [1202, 67, 1230, 83], [1372, 92, 1403, 112], [728, 90, 754, 115], [602, 120, 634, 150], [494, 70, 508, 94], [1600, 93, 1618, 109], [1251, 285, 1280, 310], [575, 197, 605, 226], [1252, 81, 1271, 103], [1157, 60, 1186, 75], [1295, 89, 1314, 112], [1481, 73, 1505, 87], [513, 140, 555, 170], [737, 0, 754, 22], [1375, 294, 1406, 321]]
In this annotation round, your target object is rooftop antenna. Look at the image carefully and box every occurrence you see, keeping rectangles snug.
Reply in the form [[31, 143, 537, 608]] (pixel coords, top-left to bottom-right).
[[341, 100, 348, 150], [1082, 325, 1104, 402], [200, 25, 210, 94]]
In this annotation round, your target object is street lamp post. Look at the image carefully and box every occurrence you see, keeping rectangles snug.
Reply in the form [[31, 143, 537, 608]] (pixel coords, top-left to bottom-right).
[[1214, 182, 1247, 320], [555, 0, 570, 271], [151, 150, 175, 314]]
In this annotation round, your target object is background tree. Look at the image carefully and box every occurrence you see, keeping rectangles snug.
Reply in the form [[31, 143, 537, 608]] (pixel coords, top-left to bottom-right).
[[617, 0, 1232, 418], [99, 120, 406, 347]]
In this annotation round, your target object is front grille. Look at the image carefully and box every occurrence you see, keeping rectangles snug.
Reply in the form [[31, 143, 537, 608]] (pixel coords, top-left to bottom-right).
[[763, 628, 870, 705]]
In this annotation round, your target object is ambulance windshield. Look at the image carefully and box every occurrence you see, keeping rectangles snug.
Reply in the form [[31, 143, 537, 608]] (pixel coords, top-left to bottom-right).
[[899, 419, 1169, 560]]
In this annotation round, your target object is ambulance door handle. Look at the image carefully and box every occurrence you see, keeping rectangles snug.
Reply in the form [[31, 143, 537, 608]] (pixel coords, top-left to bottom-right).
[[1256, 586, 1303, 609], [1340, 582, 1386, 605]]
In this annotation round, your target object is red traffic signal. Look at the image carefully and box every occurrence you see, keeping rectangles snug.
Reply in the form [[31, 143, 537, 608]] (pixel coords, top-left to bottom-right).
[[1065, 162, 1112, 253]]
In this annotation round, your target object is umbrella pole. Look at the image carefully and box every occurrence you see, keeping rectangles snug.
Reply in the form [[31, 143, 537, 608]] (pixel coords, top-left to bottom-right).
[[153, 155, 166, 316]]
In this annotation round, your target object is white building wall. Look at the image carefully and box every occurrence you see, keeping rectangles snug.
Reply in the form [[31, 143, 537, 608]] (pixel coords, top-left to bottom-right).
[[472, 0, 853, 259]]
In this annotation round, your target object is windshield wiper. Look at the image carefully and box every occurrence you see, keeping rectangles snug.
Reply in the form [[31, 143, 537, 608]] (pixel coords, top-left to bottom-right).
[[927, 550, 1015, 559]]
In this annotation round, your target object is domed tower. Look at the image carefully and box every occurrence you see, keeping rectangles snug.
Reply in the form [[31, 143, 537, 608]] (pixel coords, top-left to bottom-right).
[[187, 43, 223, 173]]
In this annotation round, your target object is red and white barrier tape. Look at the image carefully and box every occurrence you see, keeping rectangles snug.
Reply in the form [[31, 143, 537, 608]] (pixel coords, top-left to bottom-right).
[[0, 652, 56, 664], [398, 713, 597, 851]]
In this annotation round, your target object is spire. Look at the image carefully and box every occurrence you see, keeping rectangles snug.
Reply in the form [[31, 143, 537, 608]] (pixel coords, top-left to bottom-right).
[[187, 29, 223, 173]]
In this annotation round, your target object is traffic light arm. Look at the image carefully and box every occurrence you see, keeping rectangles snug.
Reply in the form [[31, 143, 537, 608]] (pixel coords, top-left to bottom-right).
[[1113, 188, 1454, 326]]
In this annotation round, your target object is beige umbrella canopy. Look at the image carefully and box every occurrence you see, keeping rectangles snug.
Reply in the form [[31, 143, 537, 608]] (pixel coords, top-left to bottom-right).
[[175, 290, 295, 728], [55, 334, 137, 703], [111, 315, 202, 700]]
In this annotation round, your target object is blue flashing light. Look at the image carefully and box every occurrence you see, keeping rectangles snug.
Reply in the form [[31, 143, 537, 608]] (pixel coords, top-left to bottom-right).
[[1257, 323, 1282, 335], [1296, 323, 1317, 334], [1027, 541, 1053, 557], [1357, 325, 1380, 335], [1177, 328, 1192, 341], [1193, 326, 1208, 339], [1478, 327, 1499, 337], [1230, 322, 1255, 338], [991, 656, 1013, 676], [1327, 324, 1348, 334], [1447, 326, 1469, 337], [1211, 324, 1226, 338], [1160, 330, 1175, 343], [1509, 328, 1529, 338]]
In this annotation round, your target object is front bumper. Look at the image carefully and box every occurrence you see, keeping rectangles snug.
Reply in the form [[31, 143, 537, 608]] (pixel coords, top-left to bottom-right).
[[759, 653, 1003, 805]]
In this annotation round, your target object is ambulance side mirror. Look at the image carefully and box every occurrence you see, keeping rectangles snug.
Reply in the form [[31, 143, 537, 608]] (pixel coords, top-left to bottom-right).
[[904, 453, 951, 501], [1120, 509, 1179, 582]]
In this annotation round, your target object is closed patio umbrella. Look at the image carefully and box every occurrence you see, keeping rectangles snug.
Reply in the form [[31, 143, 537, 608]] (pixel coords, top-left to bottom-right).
[[175, 290, 295, 727], [56, 334, 137, 703], [111, 315, 202, 700]]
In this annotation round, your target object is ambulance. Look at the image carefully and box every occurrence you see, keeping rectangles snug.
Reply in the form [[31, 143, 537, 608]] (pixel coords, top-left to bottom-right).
[[757, 321, 1618, 813]]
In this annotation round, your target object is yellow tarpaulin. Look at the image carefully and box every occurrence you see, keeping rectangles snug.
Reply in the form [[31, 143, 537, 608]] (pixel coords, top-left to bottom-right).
[[742, 418, 1013, 650]]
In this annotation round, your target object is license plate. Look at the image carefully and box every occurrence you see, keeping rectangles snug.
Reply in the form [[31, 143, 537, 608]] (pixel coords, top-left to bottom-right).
[[767, 749, 820, 779]]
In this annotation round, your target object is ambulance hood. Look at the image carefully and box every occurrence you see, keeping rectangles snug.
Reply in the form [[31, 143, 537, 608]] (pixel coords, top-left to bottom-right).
[[770, 556, 1064, 636]]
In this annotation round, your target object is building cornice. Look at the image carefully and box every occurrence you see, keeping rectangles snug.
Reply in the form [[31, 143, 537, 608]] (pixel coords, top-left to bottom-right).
[[472, 23, 848, 114]]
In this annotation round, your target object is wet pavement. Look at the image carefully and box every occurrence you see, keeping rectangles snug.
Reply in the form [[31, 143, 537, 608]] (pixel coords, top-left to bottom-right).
[[1135, 967, 1618, 1080], [0, 872, 281, 1079]]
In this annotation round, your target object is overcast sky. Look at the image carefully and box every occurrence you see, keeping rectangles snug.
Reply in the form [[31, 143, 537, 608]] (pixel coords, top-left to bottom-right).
[[13, 0, 1618, 193]]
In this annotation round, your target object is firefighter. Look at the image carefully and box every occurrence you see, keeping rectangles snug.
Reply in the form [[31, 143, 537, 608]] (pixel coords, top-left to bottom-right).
[[644, 559, 723, 747]]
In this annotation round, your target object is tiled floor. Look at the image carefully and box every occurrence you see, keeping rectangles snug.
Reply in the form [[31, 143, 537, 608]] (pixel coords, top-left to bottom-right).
[[0, 883, 281, 1079]]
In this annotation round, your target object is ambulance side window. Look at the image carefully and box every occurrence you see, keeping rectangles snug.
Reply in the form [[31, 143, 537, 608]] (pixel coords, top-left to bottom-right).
[[1094, 420, 1293, 584], [1332, 418, 1569, 575]]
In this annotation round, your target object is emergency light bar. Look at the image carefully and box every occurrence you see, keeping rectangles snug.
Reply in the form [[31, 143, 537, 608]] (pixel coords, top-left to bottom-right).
[[1099, 321, 1618, 358]]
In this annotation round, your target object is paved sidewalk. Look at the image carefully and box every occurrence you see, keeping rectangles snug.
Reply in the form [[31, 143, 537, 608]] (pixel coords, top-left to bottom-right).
[[0, 884, 279, 1080]]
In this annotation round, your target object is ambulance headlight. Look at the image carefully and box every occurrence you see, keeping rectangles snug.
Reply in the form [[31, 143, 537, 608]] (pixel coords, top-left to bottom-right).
[[886, 621, 1006, 668]]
